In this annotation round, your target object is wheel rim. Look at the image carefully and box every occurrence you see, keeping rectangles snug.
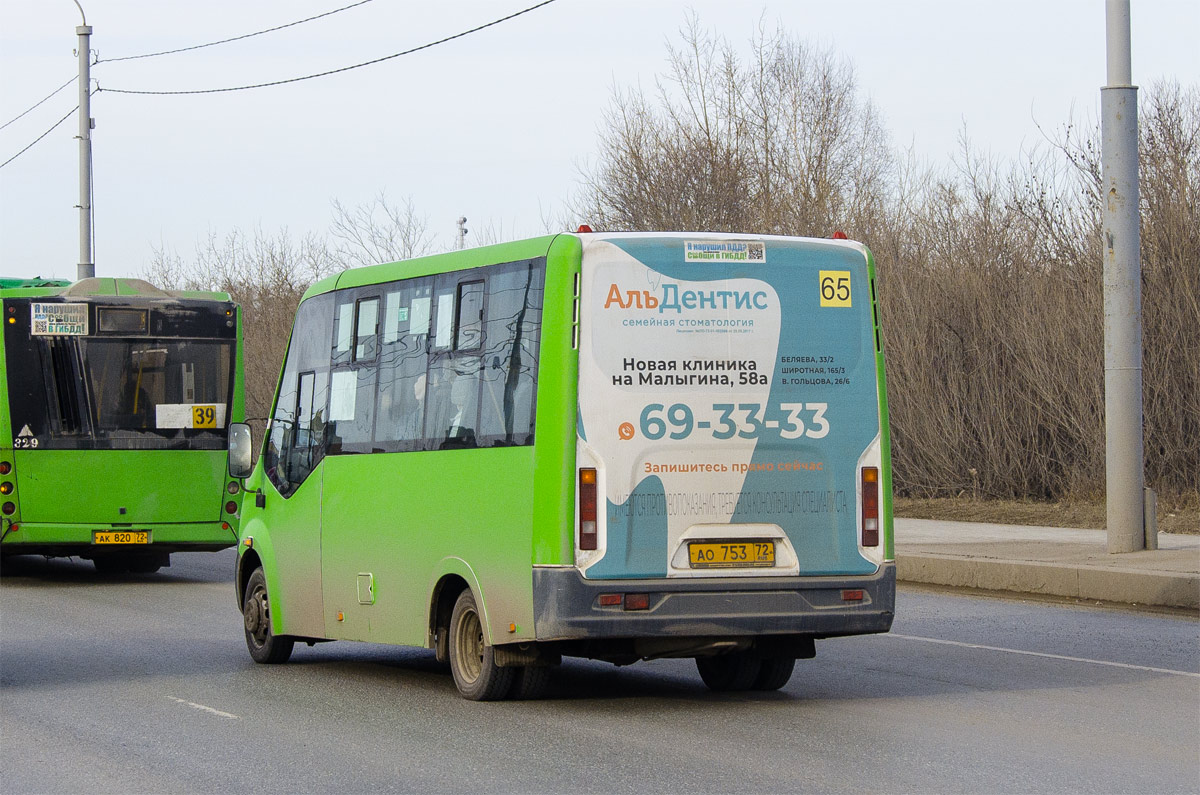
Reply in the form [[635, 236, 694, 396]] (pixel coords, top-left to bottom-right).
[[453, 604, 483, 684], [245, 583, 270, 649]]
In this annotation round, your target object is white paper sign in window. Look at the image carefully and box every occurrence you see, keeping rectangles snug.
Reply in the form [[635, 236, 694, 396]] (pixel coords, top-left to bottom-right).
[[155, 403, 228, 429], [329, 370, 357, 421]]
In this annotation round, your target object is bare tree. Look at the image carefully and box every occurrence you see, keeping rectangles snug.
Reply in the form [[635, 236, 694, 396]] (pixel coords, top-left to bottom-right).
[[574, 14, 893, 237], [145, 227, 337, 427], [329, 192, 435, 268]]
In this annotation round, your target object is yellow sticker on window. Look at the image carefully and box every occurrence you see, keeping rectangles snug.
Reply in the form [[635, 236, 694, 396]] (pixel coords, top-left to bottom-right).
[[819, 270, 852, 307], [192, 405, 217, 429]]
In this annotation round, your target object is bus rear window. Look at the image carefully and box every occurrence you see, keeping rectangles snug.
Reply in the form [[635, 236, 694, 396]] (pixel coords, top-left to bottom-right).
[[83, 339, 233, 444]]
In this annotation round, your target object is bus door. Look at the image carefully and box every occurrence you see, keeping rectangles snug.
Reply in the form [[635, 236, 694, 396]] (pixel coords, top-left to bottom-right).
[[575, 236, 884, 581], [258, 295, 333, 639]]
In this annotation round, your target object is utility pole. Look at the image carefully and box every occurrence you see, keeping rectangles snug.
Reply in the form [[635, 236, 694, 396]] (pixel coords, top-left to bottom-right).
[[1101, 0, 1145, 553], [457, 216, 468, 250], [75, 1, 95, 280]]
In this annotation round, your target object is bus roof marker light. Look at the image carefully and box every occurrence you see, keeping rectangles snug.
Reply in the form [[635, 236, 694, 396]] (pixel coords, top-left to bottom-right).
[[832, 230, 848, 240], [577, 224, 593, 233]]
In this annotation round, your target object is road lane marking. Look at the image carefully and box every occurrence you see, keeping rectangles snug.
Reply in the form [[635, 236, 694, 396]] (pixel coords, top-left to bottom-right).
[[168, 696, 241, 719], [887, 633, 1200, 678]]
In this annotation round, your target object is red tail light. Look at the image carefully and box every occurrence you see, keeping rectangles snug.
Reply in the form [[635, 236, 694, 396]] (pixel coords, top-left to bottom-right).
[[862, 467, 879, 547], [579, 468, 597, 550]]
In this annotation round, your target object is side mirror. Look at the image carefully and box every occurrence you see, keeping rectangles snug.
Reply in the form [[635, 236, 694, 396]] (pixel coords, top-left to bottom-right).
[[228, 422, 253, 479]]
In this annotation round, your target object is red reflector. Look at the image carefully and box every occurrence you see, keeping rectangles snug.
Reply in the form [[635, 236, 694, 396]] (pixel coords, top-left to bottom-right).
[[624, 593, 650, 611], [579, 468, 598, 550], [861, 466, 879, 547], [598, 594, 621, 607], [842, 589, 864, 601]]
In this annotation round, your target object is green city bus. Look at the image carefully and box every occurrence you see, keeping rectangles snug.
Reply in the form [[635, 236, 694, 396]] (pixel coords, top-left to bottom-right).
[[230, 231, 894, 699], [0, 277, 245, 573]]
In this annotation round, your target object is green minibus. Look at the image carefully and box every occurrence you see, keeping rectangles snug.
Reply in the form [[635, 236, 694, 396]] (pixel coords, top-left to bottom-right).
[[230, 231, 894, 699]]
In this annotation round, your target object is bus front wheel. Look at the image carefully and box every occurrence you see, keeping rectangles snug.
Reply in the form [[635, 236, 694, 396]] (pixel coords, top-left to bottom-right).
[[448, 589, 514, 701], [243, 567, 294, 664]]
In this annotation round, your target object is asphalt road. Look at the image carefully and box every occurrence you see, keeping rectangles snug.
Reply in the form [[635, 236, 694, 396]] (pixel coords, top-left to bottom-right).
[[2, 549, 1197, 794]]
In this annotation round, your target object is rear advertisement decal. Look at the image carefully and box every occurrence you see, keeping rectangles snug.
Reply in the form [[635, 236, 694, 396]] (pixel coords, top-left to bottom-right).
[[578, 238, 879, 579]]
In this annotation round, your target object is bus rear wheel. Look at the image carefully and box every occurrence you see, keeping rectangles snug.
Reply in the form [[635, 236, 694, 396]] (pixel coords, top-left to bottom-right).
[[448, 589, 514, 701], [696, 651, 762, 691], [752, 657, 796, 691], [243, 567, 294, 664]]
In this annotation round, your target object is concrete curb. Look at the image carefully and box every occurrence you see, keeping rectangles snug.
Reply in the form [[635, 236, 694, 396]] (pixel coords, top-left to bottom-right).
[[896, 553, 1200, 610]]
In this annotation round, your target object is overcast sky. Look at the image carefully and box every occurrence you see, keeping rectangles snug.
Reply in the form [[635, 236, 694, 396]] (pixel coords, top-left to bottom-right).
[[1, 0, 1196, 282]]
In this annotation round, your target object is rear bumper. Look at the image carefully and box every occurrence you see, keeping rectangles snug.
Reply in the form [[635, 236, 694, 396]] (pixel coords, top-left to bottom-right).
[[0, 521, 238, 556], [531, 562, 895, 641]]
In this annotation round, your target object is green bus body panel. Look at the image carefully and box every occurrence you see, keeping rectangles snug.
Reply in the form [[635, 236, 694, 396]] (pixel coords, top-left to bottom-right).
[[304, 236, 561, 300], [11, 449, 230, 523], [320, 448, 536, 644], [865, 249, 896, 559], [531, 234, 582, 566], [246, 234, 579, 644]]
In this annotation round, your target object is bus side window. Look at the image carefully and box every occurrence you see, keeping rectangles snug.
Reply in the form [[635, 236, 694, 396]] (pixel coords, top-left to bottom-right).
[[375, 279, 432, 451], [327, 291, 380, 453], [426, 275, 481, 450], [478, 259, 544, 446]]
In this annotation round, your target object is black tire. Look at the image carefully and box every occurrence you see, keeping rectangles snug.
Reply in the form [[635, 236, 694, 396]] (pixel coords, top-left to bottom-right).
[[752, 657, 796, 691], [696, 651, 761, 692], [511, 665, 551, 700], [448, 589, 514, 701], [126, 552, 168, 574], [243, 567, 294, 664], [92, 556, 129, 574]]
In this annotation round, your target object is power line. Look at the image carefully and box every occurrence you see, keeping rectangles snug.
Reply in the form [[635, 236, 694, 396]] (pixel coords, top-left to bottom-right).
[[97, 0, 377, 63], [0, 104, 79, 170], [101, 0, 560, 96], [3, 0, 376, 129], [0, 75, 78, 132]]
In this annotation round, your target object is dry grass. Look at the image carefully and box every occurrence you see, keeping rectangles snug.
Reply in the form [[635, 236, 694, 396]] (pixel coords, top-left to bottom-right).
[[895, 497, 1199, 535]]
